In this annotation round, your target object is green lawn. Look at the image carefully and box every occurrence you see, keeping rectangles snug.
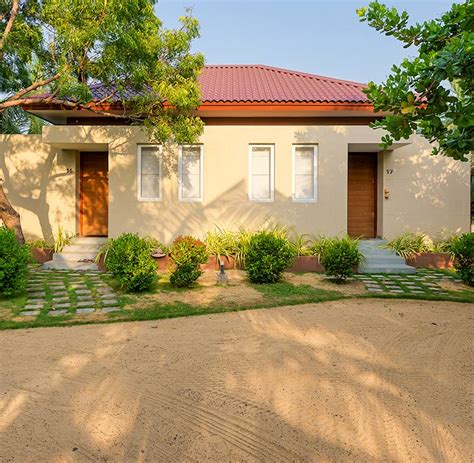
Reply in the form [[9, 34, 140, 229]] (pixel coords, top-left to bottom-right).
[[0, 269, 472, 330]]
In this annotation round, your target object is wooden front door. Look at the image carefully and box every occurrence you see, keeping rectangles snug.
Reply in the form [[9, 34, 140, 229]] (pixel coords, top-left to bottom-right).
[[347, 153, 377, 238], [80, 152, 108, 236]]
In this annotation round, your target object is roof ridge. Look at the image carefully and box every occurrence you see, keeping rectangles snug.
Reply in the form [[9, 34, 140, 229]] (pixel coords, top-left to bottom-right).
[[203, 64, 366, 88]]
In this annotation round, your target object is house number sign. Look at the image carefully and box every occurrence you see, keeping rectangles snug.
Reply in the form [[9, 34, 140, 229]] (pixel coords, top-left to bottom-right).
[[386, 169, 394, 174]]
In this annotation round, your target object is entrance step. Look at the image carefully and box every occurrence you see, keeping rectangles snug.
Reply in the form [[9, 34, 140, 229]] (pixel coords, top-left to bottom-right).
[[43, 261, 98, 271], [43, 237, 107, 271], [358, 239, 416, 274]]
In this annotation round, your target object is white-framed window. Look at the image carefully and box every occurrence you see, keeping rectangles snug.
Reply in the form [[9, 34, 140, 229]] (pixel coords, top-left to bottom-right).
[[292, 144, 318, 202], [137, 145, 162, 201], [249, 144, 274, 202], [179, 145, 203, 202]]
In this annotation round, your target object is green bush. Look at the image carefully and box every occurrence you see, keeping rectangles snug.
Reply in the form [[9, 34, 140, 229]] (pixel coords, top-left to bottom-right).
[[245, 231, 295, 284], [169, 236, 209, 287], [450, 232, 474, 286], [26, 238, 51, 249], [320, 236, 362, 282], [0, 227, 30, 297], [385, 232, 433, 258], [310, 235, 334, 260], [106, 233, 157, 292]]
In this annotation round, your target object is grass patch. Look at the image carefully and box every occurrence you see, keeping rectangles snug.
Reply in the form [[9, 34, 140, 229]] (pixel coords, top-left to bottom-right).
[[0, 269, 473, 331]]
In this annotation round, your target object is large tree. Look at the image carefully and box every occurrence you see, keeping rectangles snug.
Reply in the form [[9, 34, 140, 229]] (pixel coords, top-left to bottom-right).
[[357, 1, 473, 161], [0, 0, 204, 242]]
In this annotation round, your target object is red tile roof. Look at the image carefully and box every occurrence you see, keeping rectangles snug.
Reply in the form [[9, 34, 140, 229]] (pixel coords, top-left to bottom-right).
[[30, 65, 370, 106], [198, 65, 369, 103]]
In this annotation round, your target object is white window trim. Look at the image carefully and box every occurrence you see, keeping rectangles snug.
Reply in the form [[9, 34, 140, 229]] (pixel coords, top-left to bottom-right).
[[137, 144, 162, 202], [292, 144, 318, 203], [178, 144, 204, 202], [248, 144, 275, 202]]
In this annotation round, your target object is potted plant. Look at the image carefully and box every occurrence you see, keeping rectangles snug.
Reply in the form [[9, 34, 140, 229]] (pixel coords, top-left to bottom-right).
[[27, 239, 54, 263]]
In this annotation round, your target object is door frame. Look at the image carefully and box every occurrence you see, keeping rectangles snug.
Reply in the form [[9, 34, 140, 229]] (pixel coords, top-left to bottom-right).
[[347, 152, 378, 238], [79, 151, 109, 237]]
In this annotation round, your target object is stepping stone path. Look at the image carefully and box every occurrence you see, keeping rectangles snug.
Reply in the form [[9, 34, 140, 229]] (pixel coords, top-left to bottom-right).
[[20, 269, 120, 319], [354, 269, 459, 297]]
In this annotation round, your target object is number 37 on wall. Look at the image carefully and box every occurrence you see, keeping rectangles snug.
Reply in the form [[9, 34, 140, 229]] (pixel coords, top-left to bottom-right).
[[386, 169, 394, 175]]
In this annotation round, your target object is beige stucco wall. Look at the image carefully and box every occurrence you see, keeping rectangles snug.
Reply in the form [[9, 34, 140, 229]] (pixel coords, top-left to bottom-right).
[[0, 135, 76, 241], [1, 125, 470, 243]]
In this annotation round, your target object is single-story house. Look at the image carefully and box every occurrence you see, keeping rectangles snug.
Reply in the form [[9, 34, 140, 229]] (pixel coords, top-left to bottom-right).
[[0, 65, 471, 243]]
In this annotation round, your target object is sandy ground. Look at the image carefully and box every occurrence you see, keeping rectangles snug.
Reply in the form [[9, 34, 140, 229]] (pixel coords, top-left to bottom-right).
[[0, 299, 472, 462]]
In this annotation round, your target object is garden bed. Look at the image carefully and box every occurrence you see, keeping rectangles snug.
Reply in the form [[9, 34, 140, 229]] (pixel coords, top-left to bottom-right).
[[153, 254, 326, 273], [286, 256, 324, 273], [406, 252, 455, 269]]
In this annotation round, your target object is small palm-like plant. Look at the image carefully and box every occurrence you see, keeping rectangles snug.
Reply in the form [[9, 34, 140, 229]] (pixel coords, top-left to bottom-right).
[[53, 226, 75, 253], [385, 232, 432, 259]]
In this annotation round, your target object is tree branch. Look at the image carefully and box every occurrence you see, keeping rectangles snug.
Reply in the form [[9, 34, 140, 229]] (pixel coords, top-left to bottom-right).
[[7, 73, 62, 102], [0, 96, 141, 121], [0, 0, 19, 59]]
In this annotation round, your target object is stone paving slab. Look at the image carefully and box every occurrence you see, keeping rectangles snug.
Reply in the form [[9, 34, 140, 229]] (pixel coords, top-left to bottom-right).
[[355, 270, 461, 297], [76, 308, 95, 314], [77, 301, 98, 308], [48, 310, 68, 316], [24, 303, 45, 310], [20, 310, 40, 316], [75, 289, 92, 295], [53, 302, 71, 309], [102, 307, 120, 313], [24, 270, 119, 318], [28, 291, 46, 297]]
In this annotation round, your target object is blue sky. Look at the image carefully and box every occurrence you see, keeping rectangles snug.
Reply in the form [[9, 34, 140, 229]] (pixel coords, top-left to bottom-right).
[[156, 0, 455, 84]]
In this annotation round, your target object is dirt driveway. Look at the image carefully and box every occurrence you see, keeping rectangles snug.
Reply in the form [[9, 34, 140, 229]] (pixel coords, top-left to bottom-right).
[[1, 299, 472, 462]]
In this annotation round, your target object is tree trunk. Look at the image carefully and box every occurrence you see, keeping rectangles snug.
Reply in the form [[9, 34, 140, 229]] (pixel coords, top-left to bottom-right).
[[0, 178, 25, 244]]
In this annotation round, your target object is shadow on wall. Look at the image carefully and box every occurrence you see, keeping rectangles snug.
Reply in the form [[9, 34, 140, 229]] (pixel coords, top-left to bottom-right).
[[108, 126, 350, 241], [294, 126, 469, 237], [0, 135, 73, 240]]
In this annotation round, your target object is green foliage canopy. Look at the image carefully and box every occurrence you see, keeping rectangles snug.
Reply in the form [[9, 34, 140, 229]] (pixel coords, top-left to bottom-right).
[[358, 1, 473, 161], [0, 0, 204, 142]]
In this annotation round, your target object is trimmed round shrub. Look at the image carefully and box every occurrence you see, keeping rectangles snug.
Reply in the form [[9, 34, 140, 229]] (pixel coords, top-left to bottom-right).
[[450, 232, 474, 286], [320, 236, 361, 282], [0, 227, 30, 297], [169, 236, 209, 287], [245, 231, 295, 284], [106, 233, 157, 292]]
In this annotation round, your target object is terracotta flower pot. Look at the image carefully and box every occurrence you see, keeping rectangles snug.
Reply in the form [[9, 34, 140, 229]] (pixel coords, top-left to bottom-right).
[[31, 248, 54, 264], [286, 255, 324, 273], [406, 252, 455, 269], [152, 254, 171, 271]]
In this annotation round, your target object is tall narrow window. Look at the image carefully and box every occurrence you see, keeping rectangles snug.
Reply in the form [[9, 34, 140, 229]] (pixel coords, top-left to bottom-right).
[[249, 145, 274, 201], [138, 145, 161, 201], [179, 145, 203, 201], [292, 145, 318, 201]]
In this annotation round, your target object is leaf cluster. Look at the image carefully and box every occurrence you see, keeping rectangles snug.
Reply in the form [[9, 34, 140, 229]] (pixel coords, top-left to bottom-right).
[[358, 1, 473, 160]]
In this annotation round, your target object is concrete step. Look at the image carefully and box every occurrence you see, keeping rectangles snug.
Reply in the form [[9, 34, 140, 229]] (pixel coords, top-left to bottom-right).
[[52, 253, 96, 263], [358, 239, 415, 274], [363, 255, 407, 265], [73, 237, 108, 245], [43, 260, 98, 271], [62, 244, 103, 254], [358, 264, 416, 274], [359, 247, 397, 256], [42, 236, 105, 270]]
